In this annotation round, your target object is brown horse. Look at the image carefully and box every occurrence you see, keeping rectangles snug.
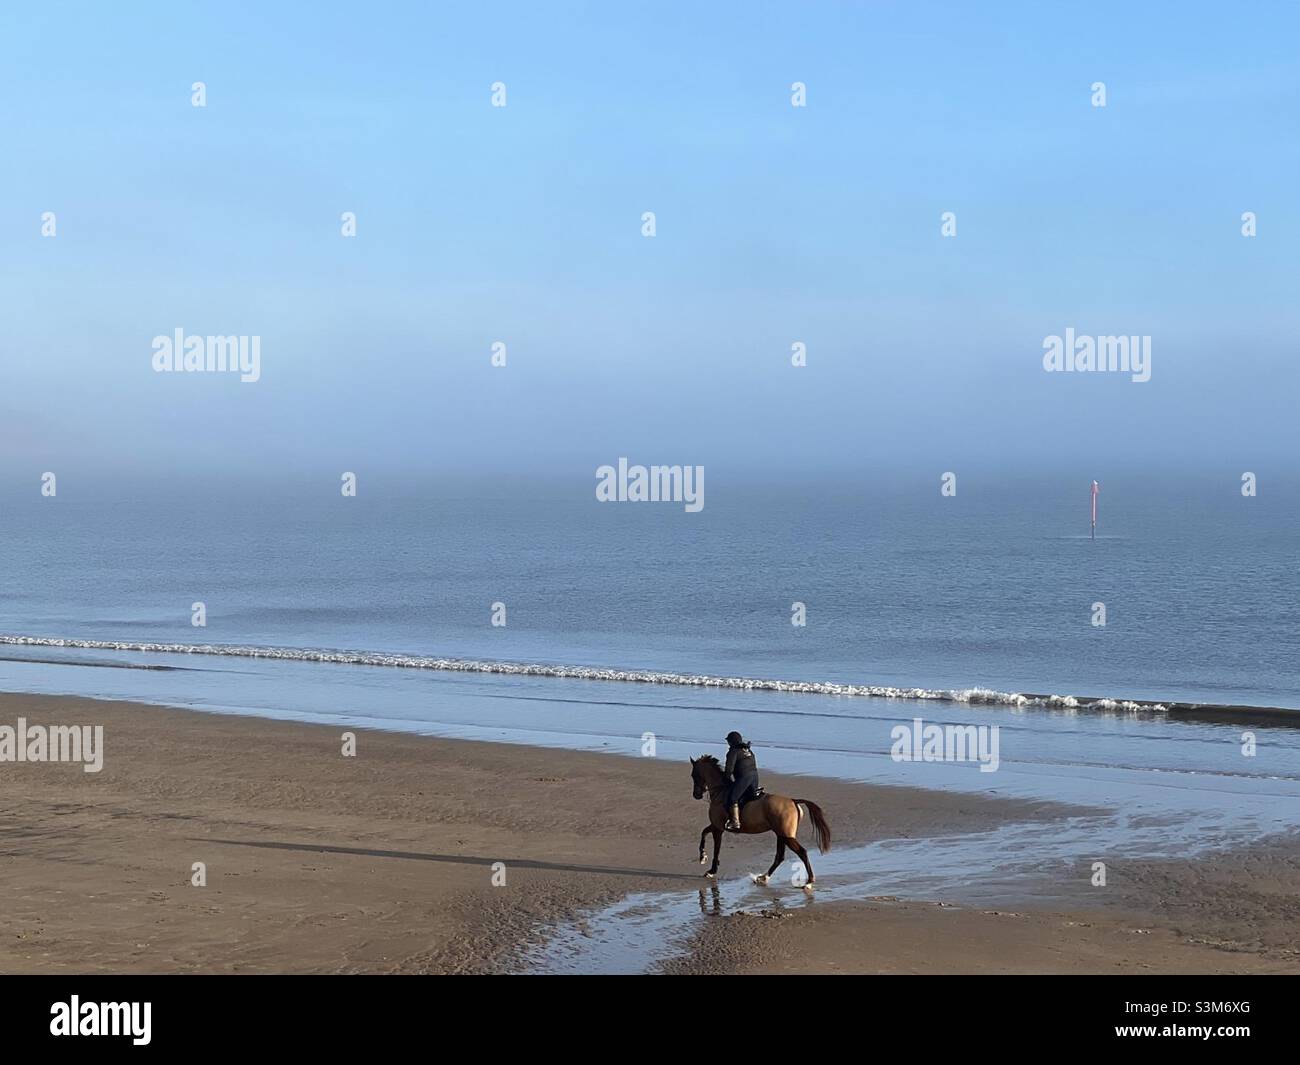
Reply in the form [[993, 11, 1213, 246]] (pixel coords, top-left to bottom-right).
[[690, 755, 831, 887]]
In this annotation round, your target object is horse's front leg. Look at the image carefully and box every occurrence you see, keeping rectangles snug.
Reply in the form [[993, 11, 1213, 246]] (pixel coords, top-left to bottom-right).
[[706, 826, 723, 878], [698, 824, 713, 865]]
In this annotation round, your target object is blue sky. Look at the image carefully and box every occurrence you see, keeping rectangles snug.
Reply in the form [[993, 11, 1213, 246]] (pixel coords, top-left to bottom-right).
[[1, 1, 1296, 480]]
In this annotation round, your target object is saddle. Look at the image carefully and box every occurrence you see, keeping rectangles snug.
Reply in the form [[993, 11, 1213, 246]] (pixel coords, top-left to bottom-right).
[[737, 785, 765, 806]]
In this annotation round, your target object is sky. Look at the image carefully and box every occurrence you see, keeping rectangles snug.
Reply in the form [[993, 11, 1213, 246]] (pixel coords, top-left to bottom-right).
[[0, 1, 1296, 483]]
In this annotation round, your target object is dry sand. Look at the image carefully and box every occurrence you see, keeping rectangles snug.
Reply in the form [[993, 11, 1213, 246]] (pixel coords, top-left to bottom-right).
[[1, 692, 1295, 974]]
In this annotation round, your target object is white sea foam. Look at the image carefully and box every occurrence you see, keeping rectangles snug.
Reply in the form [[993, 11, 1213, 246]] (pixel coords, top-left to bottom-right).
[[0, 634, 1172, 713]]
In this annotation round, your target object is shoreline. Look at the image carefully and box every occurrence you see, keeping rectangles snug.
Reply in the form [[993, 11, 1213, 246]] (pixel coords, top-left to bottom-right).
[[2, 690, 1297, 974], [4, 636, 1299, 724], [663, 833, 1300, 975]]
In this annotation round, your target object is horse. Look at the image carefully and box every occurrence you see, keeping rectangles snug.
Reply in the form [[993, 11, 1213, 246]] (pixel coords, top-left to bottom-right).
[[689, 754, 831, 887]]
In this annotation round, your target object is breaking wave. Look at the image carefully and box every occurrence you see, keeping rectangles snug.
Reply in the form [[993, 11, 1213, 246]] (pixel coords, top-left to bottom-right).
[[0, 633, 1172, 713]]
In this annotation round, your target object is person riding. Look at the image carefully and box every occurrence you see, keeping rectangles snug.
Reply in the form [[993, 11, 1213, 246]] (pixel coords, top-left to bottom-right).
[[723, 731, 759, 830]]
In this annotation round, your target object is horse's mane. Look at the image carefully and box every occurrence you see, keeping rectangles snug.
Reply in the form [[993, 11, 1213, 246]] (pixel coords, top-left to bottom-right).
[[695, 754, 720, 766]]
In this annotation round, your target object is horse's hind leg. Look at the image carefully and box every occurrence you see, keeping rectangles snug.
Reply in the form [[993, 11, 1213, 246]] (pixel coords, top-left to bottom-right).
[[755, 836, 786, 884], [784, 835, 814, 887]]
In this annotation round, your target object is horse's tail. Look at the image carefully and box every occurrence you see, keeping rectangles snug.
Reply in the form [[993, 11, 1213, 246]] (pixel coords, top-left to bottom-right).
[[794, 800, 832, 854]]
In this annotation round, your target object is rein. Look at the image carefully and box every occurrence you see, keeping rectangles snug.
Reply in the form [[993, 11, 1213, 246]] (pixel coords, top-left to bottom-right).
[[695, 764, 729, 801]]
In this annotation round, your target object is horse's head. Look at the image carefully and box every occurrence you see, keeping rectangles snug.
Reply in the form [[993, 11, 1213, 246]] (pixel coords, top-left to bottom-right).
[[690, 755, 720, 799]]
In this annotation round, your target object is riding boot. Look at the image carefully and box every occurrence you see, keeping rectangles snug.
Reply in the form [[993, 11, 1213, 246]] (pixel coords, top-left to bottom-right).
[[728, 804, 741, 830]]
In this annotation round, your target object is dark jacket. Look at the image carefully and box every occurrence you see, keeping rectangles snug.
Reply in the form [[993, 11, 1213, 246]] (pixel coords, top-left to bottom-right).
[[724, 744, 757, 782]]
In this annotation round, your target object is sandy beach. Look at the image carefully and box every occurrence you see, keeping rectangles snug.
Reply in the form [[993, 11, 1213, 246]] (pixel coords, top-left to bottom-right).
[[1, 692, 1297, 975]]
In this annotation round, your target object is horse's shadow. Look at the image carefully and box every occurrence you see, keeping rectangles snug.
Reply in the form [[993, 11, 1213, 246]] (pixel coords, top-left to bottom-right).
[[192, 837, 699, 882]]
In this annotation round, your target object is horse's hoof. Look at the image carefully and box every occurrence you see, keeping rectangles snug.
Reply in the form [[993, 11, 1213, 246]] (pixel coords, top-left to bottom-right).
[[802, 882, 815, 893], [699, 855, 707, 865], [704, 871, 716, 879], [752, 874, 769, 885]]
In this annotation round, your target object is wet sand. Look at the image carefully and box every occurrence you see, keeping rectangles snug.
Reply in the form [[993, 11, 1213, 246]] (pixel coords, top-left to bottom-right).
[[1, 692, 1294, 974], [664, 837, 1300, 975]]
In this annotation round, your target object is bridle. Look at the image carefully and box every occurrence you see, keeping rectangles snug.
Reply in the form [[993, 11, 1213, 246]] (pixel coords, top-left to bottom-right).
[[691, 759, 728, 802]]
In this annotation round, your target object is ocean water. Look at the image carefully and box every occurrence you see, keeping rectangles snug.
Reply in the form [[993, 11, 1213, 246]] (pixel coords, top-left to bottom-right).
[[1, 472, 1297, 709]]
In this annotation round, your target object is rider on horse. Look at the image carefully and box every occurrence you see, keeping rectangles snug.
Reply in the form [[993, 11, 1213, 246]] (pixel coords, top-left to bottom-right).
[[723, 731, 760, 830]]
